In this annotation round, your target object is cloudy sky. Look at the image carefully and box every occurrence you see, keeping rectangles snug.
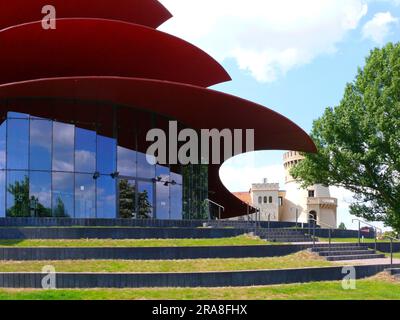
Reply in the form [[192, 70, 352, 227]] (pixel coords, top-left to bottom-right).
[[159, 0, 400, 230]]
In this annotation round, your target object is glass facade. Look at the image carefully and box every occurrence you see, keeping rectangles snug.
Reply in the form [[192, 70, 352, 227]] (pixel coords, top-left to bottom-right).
[[0, 109, 209, 220]]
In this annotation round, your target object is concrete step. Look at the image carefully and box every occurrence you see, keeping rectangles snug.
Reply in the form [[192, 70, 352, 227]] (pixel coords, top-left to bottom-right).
[[318, 250, 376, 257], [313, 243, 368, 248], [312, 246, 369, 252], [326, 253, 385, 261]]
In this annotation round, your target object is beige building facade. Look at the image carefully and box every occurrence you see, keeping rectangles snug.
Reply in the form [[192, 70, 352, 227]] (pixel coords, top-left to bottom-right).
[[234, 151, 338, 227]]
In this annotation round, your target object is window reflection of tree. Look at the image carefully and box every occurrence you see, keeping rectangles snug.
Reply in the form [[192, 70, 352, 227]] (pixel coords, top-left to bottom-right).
[[7, 176, 52, 217], [119, 179, 152, 219]]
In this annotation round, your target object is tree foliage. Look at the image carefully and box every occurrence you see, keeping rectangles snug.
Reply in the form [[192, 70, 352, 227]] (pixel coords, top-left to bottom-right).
[[291, 43, 400, 231]]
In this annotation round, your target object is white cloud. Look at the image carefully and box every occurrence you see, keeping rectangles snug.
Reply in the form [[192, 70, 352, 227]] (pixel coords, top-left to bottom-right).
[[220, 163, 285, 192], [159, 0, 368, 82], [362, 11, 399, 44]]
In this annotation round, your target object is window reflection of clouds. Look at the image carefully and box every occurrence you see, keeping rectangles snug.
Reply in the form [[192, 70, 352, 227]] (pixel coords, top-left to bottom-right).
[[7, 119, 29, 170], [52, 172, 74, 217], [75, 128, 96, 173], [75, 173, 96, 218], [53, 122, 75, 172], [137, 152, 155, 179], [30, 171, 52, 210], [30, 119, 52, 171], [117, 146, 136, 177], [97, 175, 116, 219], [97, 135, 116, 174]]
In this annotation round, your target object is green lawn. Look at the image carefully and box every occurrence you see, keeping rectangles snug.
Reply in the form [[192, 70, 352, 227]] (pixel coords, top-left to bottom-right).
[[0, 277, 398, 300], [0, 251, 332, 273], [0, 235, 270, 248]]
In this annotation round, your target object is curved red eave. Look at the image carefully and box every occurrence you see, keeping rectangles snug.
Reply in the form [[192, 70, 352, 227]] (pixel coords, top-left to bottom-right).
[[0, 0, 172, 30], [0, 18, 231, 87], [0, 77, 316, 218]]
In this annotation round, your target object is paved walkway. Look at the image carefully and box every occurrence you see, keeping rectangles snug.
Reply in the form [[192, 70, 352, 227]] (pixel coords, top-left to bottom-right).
[[334, 258, 400, 266]]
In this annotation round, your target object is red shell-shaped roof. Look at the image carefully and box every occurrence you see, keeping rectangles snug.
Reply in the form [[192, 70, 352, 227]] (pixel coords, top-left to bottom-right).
[[0, 0, 172, 30], [0, 18, 231, 87], [0, 77, 316, 218]]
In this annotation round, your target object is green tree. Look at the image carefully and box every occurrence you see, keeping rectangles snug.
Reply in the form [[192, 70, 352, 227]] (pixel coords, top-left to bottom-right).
[[291, 43, 400, 231], [338, 222, 346, 230]]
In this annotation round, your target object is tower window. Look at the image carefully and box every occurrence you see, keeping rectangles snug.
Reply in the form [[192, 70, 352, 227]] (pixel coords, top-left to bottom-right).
[[308, 190, 315, 198], [269, 196, 273, 203], [263, 196, 267, 204], [258, 196, 262, 204]]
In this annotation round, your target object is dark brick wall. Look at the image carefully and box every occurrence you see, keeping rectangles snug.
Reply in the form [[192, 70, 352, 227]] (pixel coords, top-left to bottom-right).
[[0, 244, 309, 261], [0, 264, 396, 288], [0, 227, 247, 240]]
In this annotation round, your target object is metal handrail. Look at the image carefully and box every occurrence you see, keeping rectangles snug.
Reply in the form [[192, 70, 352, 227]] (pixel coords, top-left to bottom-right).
[[352, 218, 382, 250], [205, 199, 225, 221], [383, 234, 400, 267], [307, 214, 317, 248], [317, 220, 336, 251]]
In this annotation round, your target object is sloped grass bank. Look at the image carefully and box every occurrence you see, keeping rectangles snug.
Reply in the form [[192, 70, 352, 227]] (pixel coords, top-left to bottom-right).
[[0, 251, 331, 273]]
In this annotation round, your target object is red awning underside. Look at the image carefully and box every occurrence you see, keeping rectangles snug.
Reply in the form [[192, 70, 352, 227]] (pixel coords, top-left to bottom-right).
[[0, 0, 172, 30], [0, 77, 316, 218], [0, 19, 231, 88]]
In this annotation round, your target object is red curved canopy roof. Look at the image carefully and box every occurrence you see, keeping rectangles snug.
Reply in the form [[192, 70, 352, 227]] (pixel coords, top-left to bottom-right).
[[0, 19, 230, 87], [0, 77, 316, 218], [0, 0, 171, 30]]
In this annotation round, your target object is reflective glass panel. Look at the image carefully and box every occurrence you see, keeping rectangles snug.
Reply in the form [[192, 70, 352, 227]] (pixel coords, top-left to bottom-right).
[[8, 112, 29, 119], [75, 173, 96, 218], [7, 119, 29, 170], [118, 178, 136, 218], [30, 119, 52, 170], [156, 165, 170, 220], [6, 171, 30, 217], [137, 181, 154, 219], [137, 152, 155, 179], [97, 135, 116, 174], [0, 171, 5, 217], [52, 172, 74, 217], [170, 172, 182, 220], [75, 128, 96, 173], [0, 121, 6, 169], [117, 146, 136, 177], [30, 171, 52, 217], [53, 122, 75, 172], [96, 175, 116, 219]]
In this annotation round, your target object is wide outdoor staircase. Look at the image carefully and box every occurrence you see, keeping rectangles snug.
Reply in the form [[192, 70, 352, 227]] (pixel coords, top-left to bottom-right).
[[205, 221, 315, 243], [311, 243, 385, 261], [254, 228, 314, 243]]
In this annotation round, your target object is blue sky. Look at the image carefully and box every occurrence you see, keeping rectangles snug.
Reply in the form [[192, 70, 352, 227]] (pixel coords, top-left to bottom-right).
[[159, 0, 400, 230]]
